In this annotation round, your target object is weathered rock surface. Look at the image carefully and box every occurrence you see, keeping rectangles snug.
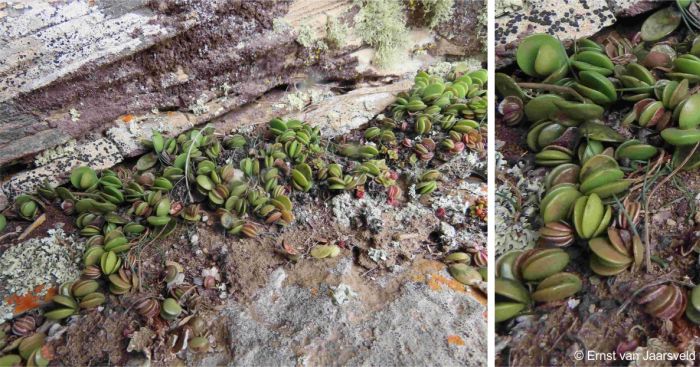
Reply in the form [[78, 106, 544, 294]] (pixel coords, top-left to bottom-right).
[[495, 0, 664, 67], [194, 263, 486, 367]]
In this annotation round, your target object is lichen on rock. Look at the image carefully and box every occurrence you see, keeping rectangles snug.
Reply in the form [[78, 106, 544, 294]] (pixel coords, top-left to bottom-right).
[[354, 0, 409, 67], [0, 225, 84, 322]]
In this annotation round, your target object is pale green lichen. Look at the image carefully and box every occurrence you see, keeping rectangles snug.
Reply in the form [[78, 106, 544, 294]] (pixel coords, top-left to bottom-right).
[[34, 139, 77, 167], [0, 226, 84, 322], [296, 23, 317, 48], [419, 0, 454, 28], [495, 0, 523, 17], [189, 94, 210, 116], [495, 153, 543, 256], [296, 23, 330, 51], [325, 16, 349, 49], [69, 108, 80, 122], [368, 248, 388, 263], [331, 283, 358, 305], [354, 0, 409, 67]]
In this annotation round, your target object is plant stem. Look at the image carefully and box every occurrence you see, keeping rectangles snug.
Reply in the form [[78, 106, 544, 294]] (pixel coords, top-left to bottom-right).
[[517, 82, 587, 103]]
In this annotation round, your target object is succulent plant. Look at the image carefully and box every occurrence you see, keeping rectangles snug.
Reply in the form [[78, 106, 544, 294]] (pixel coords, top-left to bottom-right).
[[538, 221, 575, 247], [572, 193, 612, 239], [686, 285, 700, 324], [638, 284, 686, 320], [161, 298, 183, 320], [514, 248, 570, 281], [448, 263, 482, 285], [14, 195, 40, 221], [534, 146, 573, 166], [310, 244, 341, 259], [614, 140, 658, 161], [495, 250, 522, 281], [44, 294, 77, 320], [100, 251, 122, 275], [108, 268, 138, 295], [572, 49, 614, 76], [18, 332, 45, 360], [515, 34, 568, 81], [540, 184, 582, 223], [498, 96, 524, 126], [495, 278, 530, 322], [135, 298, 160, 319], [0, 354, 21, 366], [588, 234, 642, 276], [445, 252, 470, 264], [11, 316, 36, 337], [531, 272, 582, 302], [573, 71, 618, 105], [70, 166, 98, 191], [616, 63, 655, 101], [578, 154, 630, 199], [544, 163, 580, 190], [526, 120, 575, 152], [641, 6, 681, 42]]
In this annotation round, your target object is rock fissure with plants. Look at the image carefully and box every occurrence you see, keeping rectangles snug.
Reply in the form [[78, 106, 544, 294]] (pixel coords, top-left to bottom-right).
[[0, 64, 487, 366]]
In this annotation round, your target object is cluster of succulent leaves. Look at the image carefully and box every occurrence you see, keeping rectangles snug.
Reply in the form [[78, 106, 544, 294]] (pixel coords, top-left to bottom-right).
[[494, 248, 581, 322], [0, 329, 49, 367], [495, 3, 700, 323], [0, 64, 488, 361]]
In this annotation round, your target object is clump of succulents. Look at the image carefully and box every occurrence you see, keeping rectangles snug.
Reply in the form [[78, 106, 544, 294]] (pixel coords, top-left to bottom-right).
[[494, 248, 582, 322], [0, 63, 488, 361], [496, 6, 700, 326]]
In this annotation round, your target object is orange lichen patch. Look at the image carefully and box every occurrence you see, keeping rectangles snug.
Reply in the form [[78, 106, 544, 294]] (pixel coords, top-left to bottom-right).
[[4, 284, 57, 314], [310, 287, 318, 297], [120, 114, 134, 123], [167, 111, 177, 116], [447, 335, 465, 346], [428, 273, 468, 294]]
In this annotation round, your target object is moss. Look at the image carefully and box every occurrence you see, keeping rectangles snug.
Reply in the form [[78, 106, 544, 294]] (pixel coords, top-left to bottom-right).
[[419, 0, 455, 28], [354, 0, 409, 67]]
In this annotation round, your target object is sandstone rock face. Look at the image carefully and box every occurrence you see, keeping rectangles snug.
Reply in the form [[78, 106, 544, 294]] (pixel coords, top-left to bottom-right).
[[0, 0, 484, 199]]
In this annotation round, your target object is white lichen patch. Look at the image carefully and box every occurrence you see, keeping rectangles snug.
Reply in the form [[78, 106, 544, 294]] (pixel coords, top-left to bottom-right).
[[69, 108, 80, 122], [495, 153, 544, 256], [368, 248, 388, 263], [325, 16, 348, 49], [419, 0, 455, 28], [189, 94, 210, 116], [331, 283, 358, 305], [354, 0, 409, 67], [33, 139, 77, 167], [0, 226, 84, 322]]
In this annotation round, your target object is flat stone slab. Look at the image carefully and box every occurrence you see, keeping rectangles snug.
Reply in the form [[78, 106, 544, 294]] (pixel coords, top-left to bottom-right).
[[195, 261, 486, 366]]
